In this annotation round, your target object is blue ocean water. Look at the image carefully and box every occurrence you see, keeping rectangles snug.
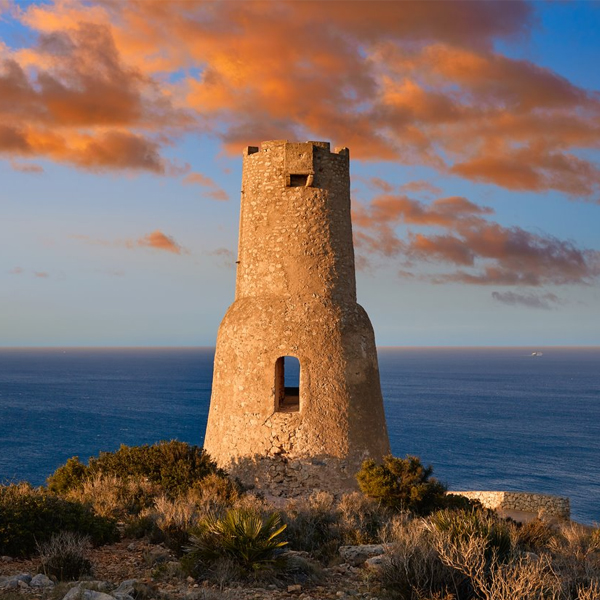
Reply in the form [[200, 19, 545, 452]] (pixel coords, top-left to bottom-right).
[[0, 347, 598, 524]]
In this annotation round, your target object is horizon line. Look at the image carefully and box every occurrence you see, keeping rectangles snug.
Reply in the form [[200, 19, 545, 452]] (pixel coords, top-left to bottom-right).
[[1, 345, 599, 350]]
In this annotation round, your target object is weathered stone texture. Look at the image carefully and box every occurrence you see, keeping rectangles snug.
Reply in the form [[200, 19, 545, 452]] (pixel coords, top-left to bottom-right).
[[203, 140, 390, 495], [450, 491, 570, 520]]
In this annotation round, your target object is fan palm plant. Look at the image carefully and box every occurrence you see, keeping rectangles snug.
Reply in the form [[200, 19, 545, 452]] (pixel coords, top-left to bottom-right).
[[186, 508, 288, 574]]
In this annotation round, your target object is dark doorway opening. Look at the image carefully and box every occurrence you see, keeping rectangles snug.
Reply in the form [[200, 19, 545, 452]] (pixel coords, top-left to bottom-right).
[[275, 356, 300, 412]]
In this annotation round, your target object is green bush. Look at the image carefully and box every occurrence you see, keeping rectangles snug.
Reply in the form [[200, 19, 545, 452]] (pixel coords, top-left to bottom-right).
[[46, 456, 90, 495], [357, 455, 448, 515], [184, 508, 288, 578], [48, 441, 225, 498], [0, 484, 118, 558]]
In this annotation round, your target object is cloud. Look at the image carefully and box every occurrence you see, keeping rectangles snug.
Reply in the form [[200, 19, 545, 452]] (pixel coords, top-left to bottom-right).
[[451, 145, 600, 197], [0, 0, 12, 17], [399, 181, 442, 196], [9, 266, 23, 274], [204, 189, 228, 202], [353, 189, 600, 286], [34, 271, 49, 278], [367, 177, 395, 193], [491, 291, 564, 310], [10, 159, 44, 173], [0, 20, 189, 172], [183, 172, 216, 187], [1, 1, 597, 198], [133, 230, 185, 254], [208, 247, 235, 268], [72, 230, 187, 255], [183, 171, 229, 201]]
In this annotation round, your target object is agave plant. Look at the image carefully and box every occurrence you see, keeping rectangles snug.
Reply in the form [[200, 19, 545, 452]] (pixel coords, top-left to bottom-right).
[[186, 508, 288, 573]]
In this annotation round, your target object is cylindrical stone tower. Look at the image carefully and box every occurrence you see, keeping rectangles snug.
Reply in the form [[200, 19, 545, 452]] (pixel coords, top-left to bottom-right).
[[204, 140, 390, 495]]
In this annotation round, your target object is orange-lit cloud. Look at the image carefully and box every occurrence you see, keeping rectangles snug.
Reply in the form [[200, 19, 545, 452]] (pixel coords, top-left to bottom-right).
[[353, 191, 600, 287], [9, 266, 23, 274], [1, 1, 597, 198], [72, 230, 187, 255], [183, 172, 215, 187], [0, 18, 188, 172], [34, 271, 49, 278], [398, 181, 442, 196], [183, 171, 229, 201], [132, 230, 185, 254]]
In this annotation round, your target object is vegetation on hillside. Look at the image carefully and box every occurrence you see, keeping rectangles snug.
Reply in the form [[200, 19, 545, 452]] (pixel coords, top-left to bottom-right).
[[47, 440, 224, 497], [1, 446, 599, 598], [0, 483, 117, 557]]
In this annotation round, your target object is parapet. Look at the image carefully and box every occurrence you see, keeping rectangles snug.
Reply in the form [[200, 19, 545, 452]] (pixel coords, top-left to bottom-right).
[[243, 140, 349, 158], [242, 140, 349, 190]]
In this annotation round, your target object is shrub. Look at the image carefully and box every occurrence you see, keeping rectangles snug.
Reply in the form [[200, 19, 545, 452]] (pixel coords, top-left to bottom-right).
[[337, 492, 388, 546], [48, 441, 225, 498], [0, 483, 118, 558], [379, 517, 460, 600], [514, 518, 557, 552], [282, 491, 342, 564], [151, 493, 199, 554], [428, 508, 514, 564], [38, 532, 92, 581], [188, 473, 242, 515], [46, 456, 90, 495], [122, 515, 162, 541], [434, 534, 561, 600], [67, 474, 160, 520], [184, 508, 287, 579], [357, 455, 448, 515], [591, 527, 600, 553], [548, 522, 600, 595]]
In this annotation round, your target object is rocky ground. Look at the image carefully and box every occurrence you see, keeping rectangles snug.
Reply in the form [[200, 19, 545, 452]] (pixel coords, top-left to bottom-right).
[[0, 541, 387, 600]]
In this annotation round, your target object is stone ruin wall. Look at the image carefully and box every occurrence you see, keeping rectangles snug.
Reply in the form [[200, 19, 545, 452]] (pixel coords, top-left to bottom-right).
[[450, 491, 571, 520]]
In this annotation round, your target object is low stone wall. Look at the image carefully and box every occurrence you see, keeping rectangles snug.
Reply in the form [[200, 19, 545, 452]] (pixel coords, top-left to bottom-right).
[[449, 490, 570, 520]]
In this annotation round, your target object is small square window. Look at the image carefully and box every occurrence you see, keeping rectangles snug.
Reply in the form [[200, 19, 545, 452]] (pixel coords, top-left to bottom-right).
[[289, 174, 309, 187]]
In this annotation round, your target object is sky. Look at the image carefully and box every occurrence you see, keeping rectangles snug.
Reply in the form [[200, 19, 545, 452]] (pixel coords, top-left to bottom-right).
[[1, 0, 599, 347]]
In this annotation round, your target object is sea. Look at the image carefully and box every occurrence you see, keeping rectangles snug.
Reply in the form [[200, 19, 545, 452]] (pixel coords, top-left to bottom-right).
[[0, 347, 598, 524]]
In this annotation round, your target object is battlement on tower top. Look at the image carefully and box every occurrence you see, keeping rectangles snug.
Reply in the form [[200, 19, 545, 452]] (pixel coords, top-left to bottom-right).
[[242, 140, 349, 190], [243, 140, 349, 157]]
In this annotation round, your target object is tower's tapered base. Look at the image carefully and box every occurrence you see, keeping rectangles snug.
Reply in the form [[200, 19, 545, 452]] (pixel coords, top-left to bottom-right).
[[204, 297, 390, 496]]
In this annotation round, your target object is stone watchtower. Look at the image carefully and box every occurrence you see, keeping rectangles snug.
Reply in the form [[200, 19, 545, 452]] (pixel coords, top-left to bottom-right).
[[204, 140, 390, 495]]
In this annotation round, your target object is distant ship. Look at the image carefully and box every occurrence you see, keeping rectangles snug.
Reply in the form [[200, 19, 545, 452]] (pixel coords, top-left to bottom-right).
[[531, 351, 543, 357]]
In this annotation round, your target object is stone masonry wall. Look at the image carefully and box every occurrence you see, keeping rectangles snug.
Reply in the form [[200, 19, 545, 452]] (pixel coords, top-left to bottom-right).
[[450, 491, 570, 520], [203, 140, 390, 497]]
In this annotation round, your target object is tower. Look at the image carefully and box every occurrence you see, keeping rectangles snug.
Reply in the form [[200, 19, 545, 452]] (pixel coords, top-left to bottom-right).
[[203, 140, 390, 495]]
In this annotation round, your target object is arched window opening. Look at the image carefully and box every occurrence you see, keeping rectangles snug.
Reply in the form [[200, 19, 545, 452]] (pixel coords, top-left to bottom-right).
[[275, 356, 300, 412]]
